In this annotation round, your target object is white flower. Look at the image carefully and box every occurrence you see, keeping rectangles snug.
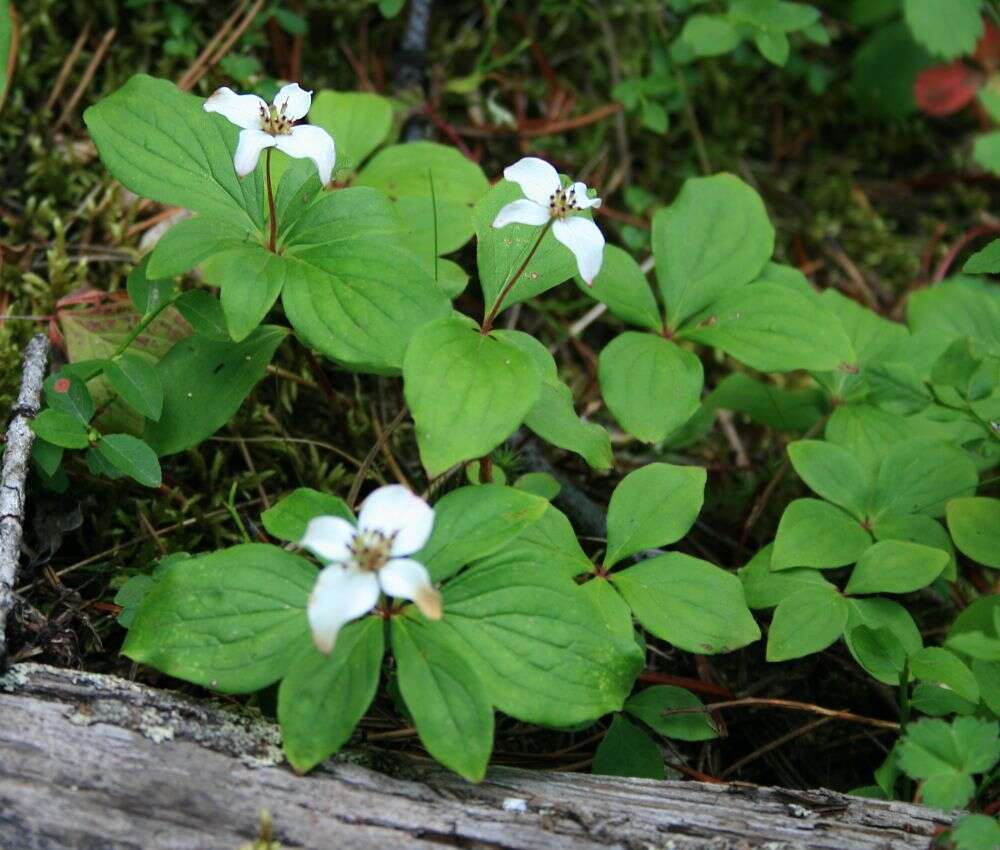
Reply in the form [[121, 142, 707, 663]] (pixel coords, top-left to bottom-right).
[[300, 485, 441, 654], [492, 157, 605, 285], [204, 82, 336, 184]]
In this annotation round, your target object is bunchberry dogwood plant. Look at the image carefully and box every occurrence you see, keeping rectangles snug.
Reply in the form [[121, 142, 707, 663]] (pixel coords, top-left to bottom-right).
[[302, 485, 441, 654]]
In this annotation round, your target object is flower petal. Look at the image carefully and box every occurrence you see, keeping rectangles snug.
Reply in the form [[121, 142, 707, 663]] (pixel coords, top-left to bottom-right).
[[234, 128, 276, 177], [307, 566, 380, 654], [204, 87, 267, 130], [379, 558, 442, 620], [357, 485, 434, 556], [492, 199, 551, 229], [570, 181, 602, 210], [503, 157, 561, 205], [275, 125, 336, 185], [272, 82, 312, 121], [300, 515, 356, 563], [553, 216, 605, 286]]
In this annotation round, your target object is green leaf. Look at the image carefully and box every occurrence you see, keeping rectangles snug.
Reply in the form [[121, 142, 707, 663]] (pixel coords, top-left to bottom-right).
[[598, 332, 703, 443], [772, 498, 872, 570], [947, 497, 1000, 568], [260, 488, 353, 542], [787, 439, 872, 520], [873, 514, 957, 582], [612, 552, 760, 654], [31, 438, 64, 478], [44, 371, 95, 424], [144, 325, 287, 456], [126, 257, 175, 315], [652, 174, 774, 330], [826, 405, 918, 479], [909, 647, 980, 703], [114, 574, 158, 629], [84, 74, 264, 229], [678, 15, 741, 57], [903, 0, 983, 59], [847, 596, 924, 655], [577, 245, 661, 331], [431, 561, 643, 726], [680, 282, 855, 372], [95, 434, 162, 487], [974, 659, 1000, 715], [403, 317, 541, 476], [845, 540, 948, 595], [844, 625, 907, 685], [0, 0, 13, 107], [148, 216, 256, 280], [754, 29, 790, 65], [738, 544, 836, 609], [474, 180, 578, 311], [625, 686, 719, 741], [963, 238, 1000, 275], [910, 683, 978, 717], [605, 463, 706, 567], [973, 130, 1000, 176], [851, 22, 935, 118], [30, 409, 90, 449], [580, 577, 637, 643], [592, 715, 664, 779], [952, 814, 1000, 850], [356, 142, 489, 255], [201, 244, 290, 342], [472, 505, 594, 581], [309, 90, 393, 173], [495, 330, 613, 470], [706, 373, 826, 432], [123, 543, 316, 693], [174, 291, 230, 341], [872, 437, 979, 519], [766, 585, 848, 662], [278, 617, 384, 773], [897, 716, 999, 810], [105, 353, 164, 420], [391, 614, 493, 782], [416, 484, 548, 581], [514, 471, 561, 500]]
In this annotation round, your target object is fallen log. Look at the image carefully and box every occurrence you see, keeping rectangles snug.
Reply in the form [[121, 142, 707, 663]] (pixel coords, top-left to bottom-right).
[[0, 663, 953, 850]]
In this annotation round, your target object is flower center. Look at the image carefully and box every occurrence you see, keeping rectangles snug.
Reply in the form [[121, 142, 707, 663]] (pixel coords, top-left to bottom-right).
[[259, 102, 294, 136], [349, 528, 395, 572], [547, 186, 581, 220]]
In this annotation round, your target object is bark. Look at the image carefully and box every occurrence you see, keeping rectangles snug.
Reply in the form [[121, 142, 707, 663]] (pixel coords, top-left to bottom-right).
[[0, 334, 50, 668], [0, 663, 953, 850]]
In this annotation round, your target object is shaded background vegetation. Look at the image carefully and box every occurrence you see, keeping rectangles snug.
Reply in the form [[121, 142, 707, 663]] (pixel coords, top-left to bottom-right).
[[1, 0, 996, 790]]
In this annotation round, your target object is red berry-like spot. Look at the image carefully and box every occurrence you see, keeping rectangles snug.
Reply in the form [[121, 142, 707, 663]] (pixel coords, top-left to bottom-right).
[[54, 378, 71, 393]]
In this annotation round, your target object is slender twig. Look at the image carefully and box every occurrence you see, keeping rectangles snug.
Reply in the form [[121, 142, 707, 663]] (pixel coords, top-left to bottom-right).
[[54, 28, 117, 132], [662, 698, 901, 732], [0, 335, 50, 669], [347, 407, 410, 509], [177, 0, 247, 91], [44, 21, 91, 113]]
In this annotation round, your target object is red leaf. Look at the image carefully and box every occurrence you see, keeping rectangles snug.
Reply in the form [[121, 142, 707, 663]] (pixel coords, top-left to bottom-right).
[[975, 20, 1000, 73], [914, 64, 982, 117]]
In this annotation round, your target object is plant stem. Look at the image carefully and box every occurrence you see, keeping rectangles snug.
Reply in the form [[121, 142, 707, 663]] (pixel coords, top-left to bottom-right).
[[110, 296, 177, 360], [266, 147, 277, 253], [480, 219, 552, 334]]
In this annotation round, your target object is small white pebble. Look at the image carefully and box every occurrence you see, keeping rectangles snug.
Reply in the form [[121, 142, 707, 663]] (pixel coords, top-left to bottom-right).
[[502, 797, 528, 813]]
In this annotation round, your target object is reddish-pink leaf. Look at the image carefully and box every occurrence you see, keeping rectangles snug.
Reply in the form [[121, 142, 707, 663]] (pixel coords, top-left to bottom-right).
[[975, 21, 1000, 73], [915, 64, 981, 117]]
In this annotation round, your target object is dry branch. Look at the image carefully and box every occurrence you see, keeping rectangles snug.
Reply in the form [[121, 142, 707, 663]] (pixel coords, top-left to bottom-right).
[[0, 663, 954, 850], [0, 333, 49, 668]]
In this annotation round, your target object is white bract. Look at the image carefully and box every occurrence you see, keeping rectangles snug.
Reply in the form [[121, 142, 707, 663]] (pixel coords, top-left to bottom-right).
[[301, 485, 441, 654], [204, 82, 336, 184], [492, 157, 605, 284]]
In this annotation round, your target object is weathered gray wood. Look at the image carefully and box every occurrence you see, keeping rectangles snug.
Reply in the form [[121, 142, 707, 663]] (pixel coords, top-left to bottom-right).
[[0, 663, 952, 850], [0, 334, 50, 667]]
